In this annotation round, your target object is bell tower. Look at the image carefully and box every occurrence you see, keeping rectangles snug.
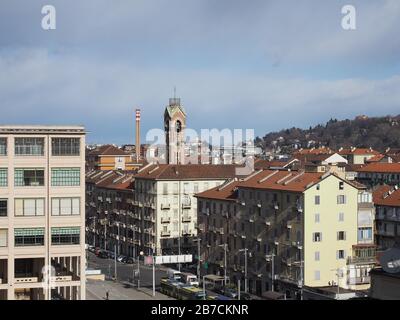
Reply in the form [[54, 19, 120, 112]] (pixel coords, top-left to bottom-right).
[[164, 96, 186, 164]]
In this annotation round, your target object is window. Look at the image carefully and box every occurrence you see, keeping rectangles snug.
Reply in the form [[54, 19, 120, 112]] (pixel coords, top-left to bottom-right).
[[337, 195, 346, 204], [316, 184, 320, 191], [0, 200, 7, 217], [313, 232, 322, 242], [51, 227, 80, 245], [314, 271, 320, 281], [337, 231, 346, 241], [15, 138, 44, 156], [14, 168, 44, 187], [15, 199, 45, 216], [173, 183, 178, 194], [338, 212, 345, 222], [0, 138, 6, 155], [163, 183, 168, 195], [51, 168, 80, 186], [315, 251, 320, 261], [337, 250, 346, 260], [194, 183, 199, 193], [358, 227, 373, 241], [14, 228, 45, 246], [52, 138, 80, 156], [0, 169, 7, 187], [314, 213, 320, 223], [339, 182, 344, 190], [52, 198, 80, 216], [0, 229, 7, 247], [183, 183, 190, 194], [315, 196, 320, 205]]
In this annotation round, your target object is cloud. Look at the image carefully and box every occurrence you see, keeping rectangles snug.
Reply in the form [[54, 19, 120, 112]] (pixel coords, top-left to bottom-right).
[[0, 0, 399, 143]]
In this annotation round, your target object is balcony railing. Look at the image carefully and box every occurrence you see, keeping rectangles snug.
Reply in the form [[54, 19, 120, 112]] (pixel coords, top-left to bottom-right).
[[347, 276, 371, 285], [161, 231, 171, 237], [161, 217, 171, 223], [347, 256, 376, 264], [161, 203, 171, 210], [182, 216, 192, 223]]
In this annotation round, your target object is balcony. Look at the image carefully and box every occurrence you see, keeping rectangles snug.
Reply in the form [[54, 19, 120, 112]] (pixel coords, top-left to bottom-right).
[[347, 276, 371, 285], [161, 217, 171, 223], [161, 231, 171, 237], [182, 230, 193, 236], [161, 203, 171, 210], [347, 256, 376, 265], [182, 215, 192, 223]]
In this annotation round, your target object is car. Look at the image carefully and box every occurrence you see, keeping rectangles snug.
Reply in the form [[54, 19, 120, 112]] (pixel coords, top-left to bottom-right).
[[88, 245, 95, 253], [117, 255, 126, 262], [109, 252, 116, 259], [239, 292, 252, 300], [125, 257, 134, 264], [98, 251, 108, 259]]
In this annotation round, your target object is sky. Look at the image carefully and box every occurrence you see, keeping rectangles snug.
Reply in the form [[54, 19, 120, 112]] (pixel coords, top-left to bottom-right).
[[1, 0, 400, 144]]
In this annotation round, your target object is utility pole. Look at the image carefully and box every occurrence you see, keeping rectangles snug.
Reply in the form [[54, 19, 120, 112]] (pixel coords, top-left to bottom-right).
[[114, 244, 117, 281], [152, 247, 156, 297], [266, 253, 275, 292], [193, 238, 201, 282]]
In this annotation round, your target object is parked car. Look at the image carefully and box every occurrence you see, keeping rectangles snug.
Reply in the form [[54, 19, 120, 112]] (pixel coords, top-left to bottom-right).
[[117, 255, 126, 262], [98, 251, 108, 259], [125, 257, 134, 264], [88, 245, 95, 253]]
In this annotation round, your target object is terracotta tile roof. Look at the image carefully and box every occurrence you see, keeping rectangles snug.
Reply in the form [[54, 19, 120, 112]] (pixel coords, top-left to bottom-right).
[[366, 154, 386, 163], [195, 179, 240, 201], [135, 164, 241, 181], [238, 170, 325, 192], [254, 158, 298, 170], [293, 147, 333, 155], [89, 145, 129, 156], [338, 147, 380, 156], [373, 185, 400, 207], [86, 170, 135, 190], [356, 163, 400, 173]]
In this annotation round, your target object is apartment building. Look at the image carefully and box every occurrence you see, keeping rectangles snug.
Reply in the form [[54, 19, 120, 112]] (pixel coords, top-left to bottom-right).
[[85, 170, 137, 257], [338, 147, 381, 165], [133, 164, 240, 255], [0, 126, 86, 300], [356, 163, 400, 187], [373, 185, 400, 250], [196, 169, 375, 298]]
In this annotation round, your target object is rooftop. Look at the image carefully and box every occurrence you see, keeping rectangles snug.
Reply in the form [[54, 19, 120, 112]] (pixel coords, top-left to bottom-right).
[[0, 125, 85, 134], [373, 185, 400, 207], [356, 162, 400, 173]]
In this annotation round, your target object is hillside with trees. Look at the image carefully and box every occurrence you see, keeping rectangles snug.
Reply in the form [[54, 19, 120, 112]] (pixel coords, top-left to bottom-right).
[[256, 115, 400, 155]]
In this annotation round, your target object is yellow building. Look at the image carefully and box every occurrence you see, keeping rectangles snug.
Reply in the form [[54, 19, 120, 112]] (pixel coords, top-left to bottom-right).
[[197, 169, 375, 298]]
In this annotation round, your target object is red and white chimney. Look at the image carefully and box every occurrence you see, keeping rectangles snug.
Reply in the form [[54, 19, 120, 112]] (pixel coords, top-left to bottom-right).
[[135, 109, 141, 162]]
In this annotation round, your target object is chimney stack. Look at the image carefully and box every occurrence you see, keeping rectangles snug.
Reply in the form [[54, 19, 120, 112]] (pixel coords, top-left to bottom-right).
[[135, 109, 141, 162]]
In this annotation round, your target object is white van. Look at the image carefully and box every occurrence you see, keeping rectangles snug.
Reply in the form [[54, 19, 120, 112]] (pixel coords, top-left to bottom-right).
[[167, 269, 183, 281], [181, 272, 199, 287]]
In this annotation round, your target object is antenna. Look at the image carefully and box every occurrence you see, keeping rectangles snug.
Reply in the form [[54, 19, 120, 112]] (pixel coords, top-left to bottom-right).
[[174, 86, 176, 99]]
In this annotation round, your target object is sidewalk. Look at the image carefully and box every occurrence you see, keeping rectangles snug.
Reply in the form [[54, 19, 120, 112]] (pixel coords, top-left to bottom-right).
[[86, 279, 174, 300]]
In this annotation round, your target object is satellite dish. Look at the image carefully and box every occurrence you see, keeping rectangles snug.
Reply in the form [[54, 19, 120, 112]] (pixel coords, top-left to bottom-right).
[[380, 247, 400, 274]]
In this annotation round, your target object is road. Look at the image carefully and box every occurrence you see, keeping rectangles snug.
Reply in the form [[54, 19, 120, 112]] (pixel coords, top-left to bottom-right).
[[87, 252, 167, 289]]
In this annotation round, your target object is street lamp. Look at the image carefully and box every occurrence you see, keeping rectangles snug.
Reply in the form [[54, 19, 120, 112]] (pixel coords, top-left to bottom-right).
[[218, 244, 228, 287], [138, 251, 144, 288], [265, 253, 275, 292], [87, 216, 96, 248], [193, 238, 201, 282], [238, 248, 249, 293]]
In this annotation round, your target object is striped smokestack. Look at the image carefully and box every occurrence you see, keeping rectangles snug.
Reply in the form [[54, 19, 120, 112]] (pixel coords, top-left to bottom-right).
[[135, 109, 141, 162]]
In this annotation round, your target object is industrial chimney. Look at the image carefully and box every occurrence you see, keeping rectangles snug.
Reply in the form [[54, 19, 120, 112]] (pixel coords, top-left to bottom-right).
[[135, 109, 141, 162]]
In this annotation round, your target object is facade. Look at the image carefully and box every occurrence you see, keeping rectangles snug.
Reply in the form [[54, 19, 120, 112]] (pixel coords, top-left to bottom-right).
[[85, 170, 137, 258], [133, 164, 239, 255], [0, 126, 86, 300], [196, 169, 375, 298], [372, 185, 400, 250], [356, 163, 400, 187], [338, 147, 381, 165]]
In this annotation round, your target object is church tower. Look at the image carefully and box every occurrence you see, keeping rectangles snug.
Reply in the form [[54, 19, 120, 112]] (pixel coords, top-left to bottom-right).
[[164, 96, 186, 164]]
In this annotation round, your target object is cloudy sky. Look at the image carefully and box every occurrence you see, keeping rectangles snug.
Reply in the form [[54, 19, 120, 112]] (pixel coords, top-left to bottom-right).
[[1, 0, 400, 144]]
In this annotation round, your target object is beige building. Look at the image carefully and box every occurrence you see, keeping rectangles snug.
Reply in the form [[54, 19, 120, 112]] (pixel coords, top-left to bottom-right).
[[133, 164, 240, 255], [196, 169, 375, 298], [0, 126, 86, 300]]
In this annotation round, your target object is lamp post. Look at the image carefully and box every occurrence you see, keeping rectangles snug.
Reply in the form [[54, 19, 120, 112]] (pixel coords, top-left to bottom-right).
[[138, 251, 144, 288], [218, 244, 228, 287], [193, 238, 201, 282], [238, 248, 248, 293], [265, 253, 275, 292]]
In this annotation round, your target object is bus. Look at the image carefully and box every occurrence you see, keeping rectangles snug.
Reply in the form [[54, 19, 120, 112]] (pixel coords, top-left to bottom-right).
[[160, 278, 183, 298], [179, 286, 206, 300]]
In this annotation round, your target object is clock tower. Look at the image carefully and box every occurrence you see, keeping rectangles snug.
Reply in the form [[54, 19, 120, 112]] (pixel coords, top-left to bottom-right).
[[164, 97, 186, 164]]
